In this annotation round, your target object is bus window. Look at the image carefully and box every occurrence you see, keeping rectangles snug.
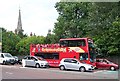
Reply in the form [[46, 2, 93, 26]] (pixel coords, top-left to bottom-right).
[[35, 53, 59, 60], [79, 53, 88, 61], [60, 40, 68, 47], [60, 39, 86, 47]]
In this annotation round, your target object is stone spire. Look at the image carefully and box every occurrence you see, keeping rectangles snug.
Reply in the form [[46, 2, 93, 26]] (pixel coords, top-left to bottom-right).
[[15, 8, 23, 34]]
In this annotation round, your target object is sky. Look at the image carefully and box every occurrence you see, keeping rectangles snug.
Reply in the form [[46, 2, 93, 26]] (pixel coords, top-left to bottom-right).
[[0, 0, 60, 36]]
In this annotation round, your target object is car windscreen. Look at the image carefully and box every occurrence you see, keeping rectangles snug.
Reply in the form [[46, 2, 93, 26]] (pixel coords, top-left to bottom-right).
[[37, 57, 46, 61], [4, 53, 13, 58]]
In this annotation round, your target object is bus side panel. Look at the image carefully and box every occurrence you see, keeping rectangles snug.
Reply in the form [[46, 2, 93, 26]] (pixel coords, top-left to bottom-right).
[[59, 52, 79, 61], [46, 59, 60, 67]]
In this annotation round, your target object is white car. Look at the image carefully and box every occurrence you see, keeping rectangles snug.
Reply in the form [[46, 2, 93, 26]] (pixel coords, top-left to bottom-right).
[[0, 53, 15, 65], [22, 56, 49, 68], [59, 58, 94, 72]]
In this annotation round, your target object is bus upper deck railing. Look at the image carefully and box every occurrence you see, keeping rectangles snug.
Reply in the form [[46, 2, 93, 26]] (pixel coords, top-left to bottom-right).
[[31, 44, 60, 48]]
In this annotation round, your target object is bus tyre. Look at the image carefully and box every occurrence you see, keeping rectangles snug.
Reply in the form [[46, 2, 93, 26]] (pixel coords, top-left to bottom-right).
[[35, 63, 40, 68], [110, 66, 115, 71], [60, 65, 65, 70], [79, 67, 86, 72]]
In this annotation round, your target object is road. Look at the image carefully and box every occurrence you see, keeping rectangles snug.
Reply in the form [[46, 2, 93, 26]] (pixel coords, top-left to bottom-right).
[[0, 64, 119, 80]]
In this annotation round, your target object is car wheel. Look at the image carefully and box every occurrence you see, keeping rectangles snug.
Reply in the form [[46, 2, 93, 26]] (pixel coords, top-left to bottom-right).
[[11, 63, 15, 65], [60, 65, 65, 70], [110, 66, 115, 71], [35, 63, 40, 68], [2, 61, 6, 65], [79, 67, 86, 72]]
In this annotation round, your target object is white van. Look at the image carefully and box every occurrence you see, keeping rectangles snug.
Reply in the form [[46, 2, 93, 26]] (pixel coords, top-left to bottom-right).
[[0, 53, 15, 65]]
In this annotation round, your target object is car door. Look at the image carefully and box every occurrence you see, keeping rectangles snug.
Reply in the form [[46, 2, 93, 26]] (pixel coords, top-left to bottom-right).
[[27, 56, 36, 67], [64, 59, 73, 69], [102, 59, 110, 69], [29, 57, 36, 66], [70, 59, 79, 70], [96, 59, 104, 69], [24, 56, 30, 66]]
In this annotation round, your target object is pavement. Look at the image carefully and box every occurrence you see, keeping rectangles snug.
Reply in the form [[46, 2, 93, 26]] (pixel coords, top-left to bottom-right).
[[0, 64, 119, 79]]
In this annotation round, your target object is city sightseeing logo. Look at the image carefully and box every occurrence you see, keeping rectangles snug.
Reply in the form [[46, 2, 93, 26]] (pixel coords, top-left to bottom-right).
[[41, 48, 66, 52]]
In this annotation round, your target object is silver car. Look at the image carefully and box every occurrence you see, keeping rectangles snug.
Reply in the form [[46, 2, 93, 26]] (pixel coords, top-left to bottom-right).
[[59, 58, 94, 72], [22, 56, 49, 68]]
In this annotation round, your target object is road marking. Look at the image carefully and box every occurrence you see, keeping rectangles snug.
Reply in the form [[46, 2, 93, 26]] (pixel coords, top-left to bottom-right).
[[93, 70, 107, 73], [20, 66, 93, 75], [6, 72, 13, 75], [93, 70, 118, 74], [1, 65, 16, 68], [2, 65, 119, 75]]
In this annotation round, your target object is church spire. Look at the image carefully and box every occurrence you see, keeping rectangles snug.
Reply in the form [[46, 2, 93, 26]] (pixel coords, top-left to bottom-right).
[[15, 8, 23, 34]]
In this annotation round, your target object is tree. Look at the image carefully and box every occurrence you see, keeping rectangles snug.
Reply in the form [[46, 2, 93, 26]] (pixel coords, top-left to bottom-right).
[[54, 2, 90, 39], [88, 2, 120, 56], [53, 2, 120, 56], [16, 36, 45, 55], [107, 17, 120, 56], [44, 29, 58, 44], [2, 28, 21, 55]]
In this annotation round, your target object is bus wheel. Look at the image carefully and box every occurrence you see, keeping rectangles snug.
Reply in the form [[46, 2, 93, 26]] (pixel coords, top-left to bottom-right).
[[79, 67, 86, 72], [35, 63, 40, 68], [60, 65, 65, 70]]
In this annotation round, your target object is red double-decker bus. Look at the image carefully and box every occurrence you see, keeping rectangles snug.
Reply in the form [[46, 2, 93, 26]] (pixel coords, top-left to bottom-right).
[[30, 38, 96, 67]]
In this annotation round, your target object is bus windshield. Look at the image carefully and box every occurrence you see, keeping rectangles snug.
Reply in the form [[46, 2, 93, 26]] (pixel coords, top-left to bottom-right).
[[88, 41, 96, 62]]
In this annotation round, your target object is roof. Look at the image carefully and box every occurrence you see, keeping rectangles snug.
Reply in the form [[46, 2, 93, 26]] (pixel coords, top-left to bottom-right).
[[60, 38, 91, 41]]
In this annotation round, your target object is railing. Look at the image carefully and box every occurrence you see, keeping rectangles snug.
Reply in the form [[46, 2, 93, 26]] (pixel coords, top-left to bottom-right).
[[31, 44, 60, 48]]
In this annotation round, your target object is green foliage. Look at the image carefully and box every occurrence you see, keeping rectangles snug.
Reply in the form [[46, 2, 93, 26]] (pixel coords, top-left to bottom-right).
[[54, 2, 90, 38], [2, 28, 21, 55], [17, 31, 27, 38], [107, 17, 120, 55], [16, 36, 45, 55], [45, 34, 59, 44], [89, 3, 120, 56], [0, 28, 2, 42], [1, 2, 120, 57], [54, 2, 120, 56]]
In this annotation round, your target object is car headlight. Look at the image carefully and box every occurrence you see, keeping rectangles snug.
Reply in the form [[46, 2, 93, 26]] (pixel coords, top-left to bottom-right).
[[41, 63, 44, 65]]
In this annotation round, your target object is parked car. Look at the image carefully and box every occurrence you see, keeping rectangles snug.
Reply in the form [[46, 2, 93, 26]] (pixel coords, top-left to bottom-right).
[[59, 58, 94, 72], [13, 56, 19, 64], [96, 58, 119, 71], [0, 53, 15, 65], [13, 56, 22, 64], [22, 56, 49, 68]]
